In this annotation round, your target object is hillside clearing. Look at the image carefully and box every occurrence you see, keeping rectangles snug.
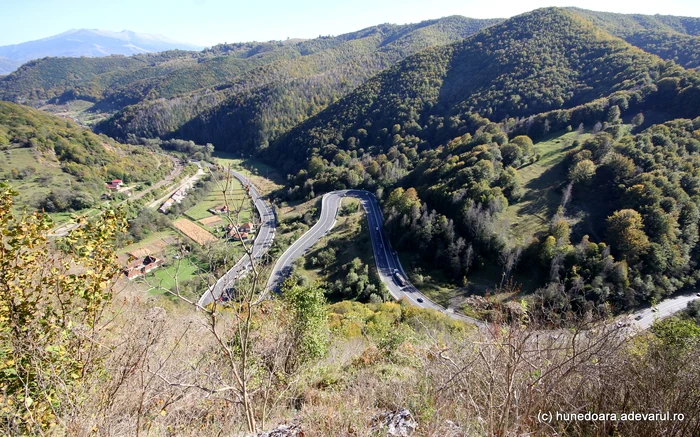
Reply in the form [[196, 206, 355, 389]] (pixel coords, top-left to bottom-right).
[[502, 129, 590, 240], [213, 152, 285, 196], [145, 256, 202, 296], [0, 147, 64, 209]]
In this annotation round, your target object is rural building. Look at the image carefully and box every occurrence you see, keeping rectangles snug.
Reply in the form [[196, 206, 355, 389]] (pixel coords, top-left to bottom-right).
[[106, 179, 123, 191], [171, 189, 186, 203], [225, 224, 250, 240], [230, 231, 249, 241], [159, 198, 175, 213], [158, 188, 188, 213], [223, 222, 255, 240], [123, 255, 164, 279], [209, 205, 229, 214]]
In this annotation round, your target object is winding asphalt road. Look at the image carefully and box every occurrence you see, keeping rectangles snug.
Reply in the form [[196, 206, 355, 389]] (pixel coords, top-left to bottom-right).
[[196, 169, 276, 307], [629, 292, 700, 330], [265, 189, 700, 329], [265, 190, 484, 326], [202, 185, 698, 329]]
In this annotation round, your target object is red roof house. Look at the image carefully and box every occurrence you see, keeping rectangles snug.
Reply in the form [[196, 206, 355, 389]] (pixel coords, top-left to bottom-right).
[[106, 179, 124, 191], [123, 255, 164, 279], [227, 228, 249, 241], [209, 205, 229, 214]]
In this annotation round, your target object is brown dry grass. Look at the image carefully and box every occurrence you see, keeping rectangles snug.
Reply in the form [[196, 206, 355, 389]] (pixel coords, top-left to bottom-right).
[[198, 215, 223, 226], [45, 288, 700, 437], [127, 237, 176, 258], [173, 218, 217, 245], [248, 173, 283, 197], [278, 197, 317, 218]]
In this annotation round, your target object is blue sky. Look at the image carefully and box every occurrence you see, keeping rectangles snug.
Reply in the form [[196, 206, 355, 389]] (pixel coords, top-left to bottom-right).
[[1, 0, 699, 47]]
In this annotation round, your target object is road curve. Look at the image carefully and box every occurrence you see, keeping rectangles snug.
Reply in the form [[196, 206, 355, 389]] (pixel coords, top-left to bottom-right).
[[197, 180, 699, 329], [197, 169, 276, 307], [265, 189, 700, 329], [265, 189, 485, 326], [629, 292, 700, 330]]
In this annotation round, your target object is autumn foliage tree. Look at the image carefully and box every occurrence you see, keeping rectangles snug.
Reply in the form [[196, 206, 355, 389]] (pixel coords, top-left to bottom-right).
[[0, 183, 127, 434], [606, 209, 650, 262]]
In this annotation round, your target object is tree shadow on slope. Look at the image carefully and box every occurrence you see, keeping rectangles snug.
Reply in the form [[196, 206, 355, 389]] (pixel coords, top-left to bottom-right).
[[505, 141, 577, 239]]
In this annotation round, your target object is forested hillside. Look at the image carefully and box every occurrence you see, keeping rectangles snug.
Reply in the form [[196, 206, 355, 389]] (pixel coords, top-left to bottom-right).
[[566, 8, 700, 69], [4, 5, 700, 436], [262, 7, 700, 313], [94, 9, 700, 150], [0, 48, 272, 104], [0, 101, 168, 212], [0, 18, 499, 149], [543, 119, 700, 311], [269, 7, 694, 173], [568, 8, 700, 36], [623, 31, 700, 69], [97, 17, 501, 150]]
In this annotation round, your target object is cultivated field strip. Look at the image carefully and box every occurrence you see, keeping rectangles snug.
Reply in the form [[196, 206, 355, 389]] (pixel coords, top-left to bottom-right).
[[173, 218, 217, 245]]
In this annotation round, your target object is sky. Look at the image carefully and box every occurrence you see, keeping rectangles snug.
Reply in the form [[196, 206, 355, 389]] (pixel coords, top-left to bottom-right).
[[1, 0, 699, 47]]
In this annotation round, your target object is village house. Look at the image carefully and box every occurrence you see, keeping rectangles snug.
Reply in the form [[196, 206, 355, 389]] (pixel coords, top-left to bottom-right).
[[228, 230, 249, 241], [223, 222, 256, 240], [209, 204, 229, 214], [106, 179, 123, 191], [171, 189, 186, 203], [225, 224, 240, 240], [159, 198, 175, 213], [123, 255, 164, 279]]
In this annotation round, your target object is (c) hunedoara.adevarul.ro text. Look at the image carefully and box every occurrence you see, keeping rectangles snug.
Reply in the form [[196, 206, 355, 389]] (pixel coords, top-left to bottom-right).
[[537, 411, 685, 423]]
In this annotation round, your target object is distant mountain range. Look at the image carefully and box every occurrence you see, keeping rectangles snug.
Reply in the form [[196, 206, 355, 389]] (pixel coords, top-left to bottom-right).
[[0, 57, 20, 75], [0, 29, 204, 74]]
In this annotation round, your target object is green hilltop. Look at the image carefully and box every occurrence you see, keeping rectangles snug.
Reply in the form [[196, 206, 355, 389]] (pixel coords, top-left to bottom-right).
[[97, 17, 502, 150], [0, 101, 169, 213], [269, 7, 695, 172], [262, 7, 700, 313]]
